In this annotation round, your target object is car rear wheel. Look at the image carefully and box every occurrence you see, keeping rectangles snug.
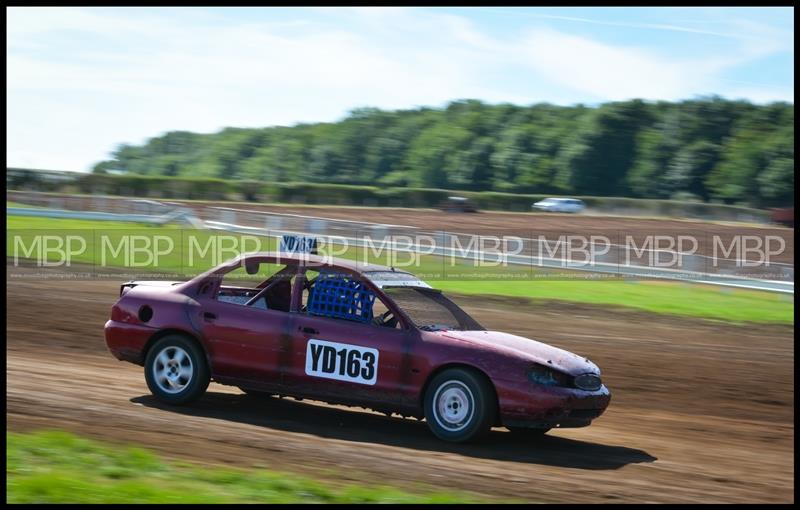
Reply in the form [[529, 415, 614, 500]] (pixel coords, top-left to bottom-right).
[[424, 368, 496, 443], [144, 335, 209, 405]]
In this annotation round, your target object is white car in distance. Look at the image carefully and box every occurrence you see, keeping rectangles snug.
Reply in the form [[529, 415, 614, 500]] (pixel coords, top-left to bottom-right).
[[532, 197, 586, 213]]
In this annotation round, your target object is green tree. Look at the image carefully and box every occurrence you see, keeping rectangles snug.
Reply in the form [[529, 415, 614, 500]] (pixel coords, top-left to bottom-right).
[[663, 141, 720, 200], [88, 98, 793, 207]]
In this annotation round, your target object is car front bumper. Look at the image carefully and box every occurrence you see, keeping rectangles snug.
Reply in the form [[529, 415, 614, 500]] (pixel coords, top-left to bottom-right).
[[496, 379, 611, 429]]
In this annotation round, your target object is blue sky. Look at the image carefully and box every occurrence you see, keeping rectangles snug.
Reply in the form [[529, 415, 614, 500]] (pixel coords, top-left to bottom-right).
[[7, 6, 794, 172]]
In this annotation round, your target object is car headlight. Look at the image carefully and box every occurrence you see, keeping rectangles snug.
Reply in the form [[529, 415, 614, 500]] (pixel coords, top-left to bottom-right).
[[574, 373, 602, 391], [528, 364, 571, 387]]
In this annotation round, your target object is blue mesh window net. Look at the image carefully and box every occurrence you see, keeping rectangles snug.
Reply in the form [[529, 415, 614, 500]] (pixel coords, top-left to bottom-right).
[[307, 272, 376, 323]]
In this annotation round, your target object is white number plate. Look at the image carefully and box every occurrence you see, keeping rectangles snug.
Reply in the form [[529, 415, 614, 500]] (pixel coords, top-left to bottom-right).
[[305, 339, 379, 386]]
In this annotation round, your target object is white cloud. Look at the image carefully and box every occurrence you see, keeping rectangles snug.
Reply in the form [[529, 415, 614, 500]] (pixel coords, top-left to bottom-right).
[[515, 16, 794, 102], [519, 28, 693, 101], [6, 7, 793, 171], [722, 86, 795, 104]]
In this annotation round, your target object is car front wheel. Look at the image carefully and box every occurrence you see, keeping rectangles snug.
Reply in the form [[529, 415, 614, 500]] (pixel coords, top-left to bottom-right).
[[144, 335, 210, 405], [424, 368, 496, 443]]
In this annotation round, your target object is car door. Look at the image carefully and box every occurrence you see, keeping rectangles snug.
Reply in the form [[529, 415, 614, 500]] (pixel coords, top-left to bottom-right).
[[198, 265, 296, 387], [283, 269, 413, 407]]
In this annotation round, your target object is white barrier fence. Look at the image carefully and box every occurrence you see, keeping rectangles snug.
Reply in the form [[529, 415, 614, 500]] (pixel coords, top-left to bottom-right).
[[6, 193, 794, 294]]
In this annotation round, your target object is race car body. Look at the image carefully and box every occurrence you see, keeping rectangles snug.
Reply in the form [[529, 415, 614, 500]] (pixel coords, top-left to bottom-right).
[[105, 251, 610, 442]]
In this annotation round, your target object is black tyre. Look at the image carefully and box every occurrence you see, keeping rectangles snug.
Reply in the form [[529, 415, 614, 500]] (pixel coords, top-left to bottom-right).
[[424, 368, 496, 443], [144, 335, 210, 405]]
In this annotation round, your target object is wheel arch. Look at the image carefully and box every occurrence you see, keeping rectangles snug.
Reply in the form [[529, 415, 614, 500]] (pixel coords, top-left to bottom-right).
[[419, 362, 501, 425], [143, 328, 212, 372]]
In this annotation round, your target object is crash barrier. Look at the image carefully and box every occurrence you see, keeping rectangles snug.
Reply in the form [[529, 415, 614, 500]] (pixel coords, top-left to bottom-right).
[[199, 206, 419, 242], [6, 192, 793, 293], [6, 206, 196, 225], [211, 225, 795, 294], [196, 205, 795, 288]]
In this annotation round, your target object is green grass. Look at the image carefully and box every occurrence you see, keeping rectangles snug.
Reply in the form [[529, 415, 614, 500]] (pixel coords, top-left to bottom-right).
[[6, 215, 175, 229], [7, 216, 278, 275], [7, 214, 793, 324], [434, 280, 794, 325], [5, 215, 526, 279], [7, 430, 488, 504]]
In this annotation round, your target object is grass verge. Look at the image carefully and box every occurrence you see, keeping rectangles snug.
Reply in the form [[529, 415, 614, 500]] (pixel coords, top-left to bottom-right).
[[6, 430, 487, 503], [434, 280, 794, 325]]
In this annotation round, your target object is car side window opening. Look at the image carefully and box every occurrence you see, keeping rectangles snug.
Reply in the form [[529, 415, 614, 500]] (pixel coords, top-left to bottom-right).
[[370, 295, 401, 329], [215, 262, 296, 313], [300, 269, 401, 329], [382, 287, 484, 332]]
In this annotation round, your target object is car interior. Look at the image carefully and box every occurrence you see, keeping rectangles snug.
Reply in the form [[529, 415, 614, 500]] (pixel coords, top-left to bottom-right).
[[214, 263, 399, 327], [301, 269, 400, 328], [216, 263, 295, 313]]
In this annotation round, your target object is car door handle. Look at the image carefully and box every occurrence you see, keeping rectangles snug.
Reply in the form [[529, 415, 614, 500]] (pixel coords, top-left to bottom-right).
[[203, 312, 217, 321], [300, 326, 319, 335]]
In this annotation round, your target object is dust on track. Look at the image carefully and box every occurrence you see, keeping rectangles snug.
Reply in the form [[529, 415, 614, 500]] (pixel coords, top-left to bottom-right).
[[6, 265, 794, 503]]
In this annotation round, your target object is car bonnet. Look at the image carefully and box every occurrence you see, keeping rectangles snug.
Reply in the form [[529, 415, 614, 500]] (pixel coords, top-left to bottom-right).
[[432, 329, 600, 376]]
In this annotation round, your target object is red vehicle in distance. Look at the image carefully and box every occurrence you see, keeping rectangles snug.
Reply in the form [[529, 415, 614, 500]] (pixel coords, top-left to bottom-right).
[[770, 207, 793, 228], [105, 250, 610, 443]]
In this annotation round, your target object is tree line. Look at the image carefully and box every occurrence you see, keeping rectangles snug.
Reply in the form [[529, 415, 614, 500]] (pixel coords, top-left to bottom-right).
[[93, 97, 794, 207]]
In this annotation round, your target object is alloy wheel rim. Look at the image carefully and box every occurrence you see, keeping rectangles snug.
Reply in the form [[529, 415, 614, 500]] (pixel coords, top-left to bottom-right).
[[152, 346, 193, 394]]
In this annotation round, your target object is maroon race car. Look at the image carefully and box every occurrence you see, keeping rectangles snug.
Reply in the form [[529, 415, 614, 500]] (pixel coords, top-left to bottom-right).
[[104, 251, 610, 443]]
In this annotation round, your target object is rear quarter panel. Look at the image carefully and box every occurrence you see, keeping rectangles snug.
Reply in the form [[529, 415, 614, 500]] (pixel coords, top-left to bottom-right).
[[105, 286, 203, 365]]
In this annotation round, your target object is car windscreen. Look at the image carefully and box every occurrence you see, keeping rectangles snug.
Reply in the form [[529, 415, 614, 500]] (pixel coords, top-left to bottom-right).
[[382, 286, 484, 332]]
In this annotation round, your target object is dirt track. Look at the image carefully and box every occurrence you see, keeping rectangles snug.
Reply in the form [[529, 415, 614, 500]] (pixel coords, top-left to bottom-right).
[[6, 265, 794, 503]]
